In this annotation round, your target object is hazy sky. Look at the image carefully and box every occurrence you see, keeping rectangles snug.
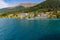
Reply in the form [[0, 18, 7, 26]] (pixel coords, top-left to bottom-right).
[[0, 0, 45, 9]]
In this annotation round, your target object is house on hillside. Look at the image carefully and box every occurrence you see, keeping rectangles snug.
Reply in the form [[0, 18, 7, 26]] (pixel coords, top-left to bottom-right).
[[38, 12, 49, 18], [19, 13, 29, 18]]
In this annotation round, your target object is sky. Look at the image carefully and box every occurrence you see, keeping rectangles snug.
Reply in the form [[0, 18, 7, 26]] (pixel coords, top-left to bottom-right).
[[0, 0, 45, 9]]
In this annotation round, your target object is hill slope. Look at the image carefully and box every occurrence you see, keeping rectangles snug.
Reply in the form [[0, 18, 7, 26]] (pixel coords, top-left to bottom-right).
[[22, 0, 60, 12], [0, 6, 25, 13], [0, 0, 60, 14]]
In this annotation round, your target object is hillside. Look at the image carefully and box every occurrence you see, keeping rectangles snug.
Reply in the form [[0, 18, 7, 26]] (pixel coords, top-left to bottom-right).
[[0, 0, 60, 18], [22, 0, 60, 12], [0, 0, 60, 15]]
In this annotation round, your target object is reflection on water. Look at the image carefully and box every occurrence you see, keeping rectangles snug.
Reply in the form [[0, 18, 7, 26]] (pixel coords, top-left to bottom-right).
[[0, 19, 60, 40]]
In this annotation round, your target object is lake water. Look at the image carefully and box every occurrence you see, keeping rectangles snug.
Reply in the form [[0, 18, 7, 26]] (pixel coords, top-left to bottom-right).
[[0, 19, 60, 40]]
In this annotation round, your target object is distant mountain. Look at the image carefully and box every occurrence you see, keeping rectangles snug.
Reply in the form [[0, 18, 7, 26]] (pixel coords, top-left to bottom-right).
[[19, 3, 36, 8], [0, 3, 37, 14]]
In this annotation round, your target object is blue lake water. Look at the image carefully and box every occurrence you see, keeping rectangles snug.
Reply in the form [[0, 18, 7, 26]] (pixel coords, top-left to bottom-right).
[[0, 19, 60, 40]]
